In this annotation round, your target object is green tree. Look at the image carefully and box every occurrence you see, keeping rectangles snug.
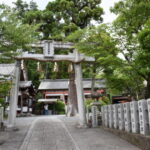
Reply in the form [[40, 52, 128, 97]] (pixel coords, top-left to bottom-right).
[[67, 23, 145, 100], [0, 81, 11, 106], [22, 0, 103, 39], [13, 0, 29, 18], [42, 0, 103, 39], [0, 4, 39, 63], [29, 0, 38, 11], [110, 0, 150, 99]]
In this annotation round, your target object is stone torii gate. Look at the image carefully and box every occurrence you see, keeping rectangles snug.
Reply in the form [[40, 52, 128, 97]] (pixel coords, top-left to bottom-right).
[[8, 41, 95, 127]]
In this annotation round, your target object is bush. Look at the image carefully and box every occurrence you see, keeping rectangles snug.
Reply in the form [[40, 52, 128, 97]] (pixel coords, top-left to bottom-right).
[[54, 101, 65, 114]]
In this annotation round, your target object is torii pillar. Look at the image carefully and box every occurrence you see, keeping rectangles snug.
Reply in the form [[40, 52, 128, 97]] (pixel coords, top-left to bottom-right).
[[74, 50, 87, 127], [8, 60, 21, 127]]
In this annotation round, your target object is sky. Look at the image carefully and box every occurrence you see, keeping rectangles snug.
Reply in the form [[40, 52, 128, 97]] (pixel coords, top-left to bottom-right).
[[0, 0, 120, 23]]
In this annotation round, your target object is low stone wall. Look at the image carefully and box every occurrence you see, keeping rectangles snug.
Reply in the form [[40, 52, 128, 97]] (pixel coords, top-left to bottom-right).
[[101, 99, 150, 150], [101, 99, 150, 135]]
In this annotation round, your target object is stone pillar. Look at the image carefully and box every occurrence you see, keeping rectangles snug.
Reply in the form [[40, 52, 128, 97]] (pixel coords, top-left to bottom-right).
[[123, 102, 131, 132], [147, 99, 150, 130], [8, 60, 21, 127], [130, 101, 139, 133], [74, 50, 86, 127], [91, 105, 98, 127], [138, 99, 149, 135], [108, 105, 113, 128], [0, 107, 4, 122], [104, 105, 109, 127], [101, 106, 105, 126], [113, 104, 118, 129], [86, 106, 90, 123], [118, 103, 124, 130]]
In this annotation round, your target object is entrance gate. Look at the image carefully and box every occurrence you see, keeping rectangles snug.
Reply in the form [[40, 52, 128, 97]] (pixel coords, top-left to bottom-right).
[[8, 41, 95, 127]]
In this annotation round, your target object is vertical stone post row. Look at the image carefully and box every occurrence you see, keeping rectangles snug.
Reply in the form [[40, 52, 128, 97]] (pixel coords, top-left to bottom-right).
[[101, 99, 150, 136], [8, 60, 21, 127]]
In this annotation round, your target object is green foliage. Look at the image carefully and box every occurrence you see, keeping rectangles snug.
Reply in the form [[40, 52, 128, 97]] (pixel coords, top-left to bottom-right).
[[0, 5, 39, 63], [54, 101, 65, 114], [99, 96, 111, 106], [0, 81, 12, 106], [85, 97, 111, 111], [67, 24, 118, 61], [23, 0, 103, 39], [138, 19, 150, 51], [110, 0, 150, 98], [13, 0, 29, 18], [26, 60, 41, 88], [0, 81, 11, 96], [85, 99, 93, 107], [48, 101, 65, 114]]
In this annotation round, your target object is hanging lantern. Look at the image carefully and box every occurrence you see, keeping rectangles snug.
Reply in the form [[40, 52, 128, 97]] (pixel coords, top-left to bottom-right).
[[53, 62, 59, 72], [37, 61, 42, 72], [21, 60, 24, 70], [68, 63, 73, 73]]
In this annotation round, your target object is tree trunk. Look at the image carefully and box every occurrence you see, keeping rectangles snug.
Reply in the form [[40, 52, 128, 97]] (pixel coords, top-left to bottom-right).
[[91, 63, 97, 100]]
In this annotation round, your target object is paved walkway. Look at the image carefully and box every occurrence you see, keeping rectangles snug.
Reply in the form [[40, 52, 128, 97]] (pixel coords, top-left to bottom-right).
[[0, 116, 141, 150]]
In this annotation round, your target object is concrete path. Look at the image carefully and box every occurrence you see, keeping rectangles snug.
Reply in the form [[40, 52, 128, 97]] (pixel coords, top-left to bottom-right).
[[18, 115, 140, 150]]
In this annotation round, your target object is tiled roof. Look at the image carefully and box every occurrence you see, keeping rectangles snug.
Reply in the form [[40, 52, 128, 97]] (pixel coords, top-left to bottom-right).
[[0, 64, 15, 76], [38, 79, 105, 90], [19, 81, 32, 88]]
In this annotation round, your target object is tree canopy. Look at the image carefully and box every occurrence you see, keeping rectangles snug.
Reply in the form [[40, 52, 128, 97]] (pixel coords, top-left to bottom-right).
[[0, 4, 39, 63]]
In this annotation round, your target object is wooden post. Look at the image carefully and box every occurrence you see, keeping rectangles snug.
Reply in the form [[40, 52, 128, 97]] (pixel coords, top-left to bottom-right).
[[8, 60, 21, 127], [74, 50, 87, 127]]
